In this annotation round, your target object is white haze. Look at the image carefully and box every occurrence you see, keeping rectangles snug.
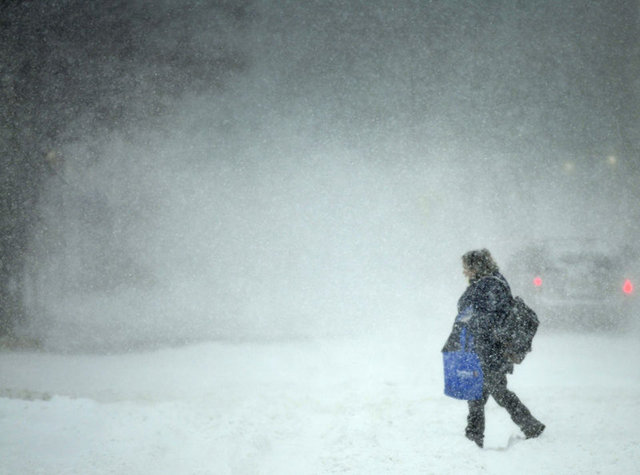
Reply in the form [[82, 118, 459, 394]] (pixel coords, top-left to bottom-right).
[[21, 1, 639, 351]]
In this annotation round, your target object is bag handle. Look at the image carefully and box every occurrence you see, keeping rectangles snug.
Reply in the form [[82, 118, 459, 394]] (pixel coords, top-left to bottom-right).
[[459, 327, 474, 351]]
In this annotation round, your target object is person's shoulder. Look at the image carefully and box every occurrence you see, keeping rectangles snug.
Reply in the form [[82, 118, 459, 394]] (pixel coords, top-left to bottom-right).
[[490, 272, 512, 296], [480, 272, 510, 291], [493, 271, 509, 284]]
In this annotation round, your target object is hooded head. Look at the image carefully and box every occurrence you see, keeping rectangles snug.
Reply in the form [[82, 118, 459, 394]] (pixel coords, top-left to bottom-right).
[[462, 248, 499, 281]]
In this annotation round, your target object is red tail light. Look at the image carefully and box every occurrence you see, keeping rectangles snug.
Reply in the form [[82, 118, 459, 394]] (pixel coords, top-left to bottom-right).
[[623, 279, 633, 295], [533, 277, 543, 287]]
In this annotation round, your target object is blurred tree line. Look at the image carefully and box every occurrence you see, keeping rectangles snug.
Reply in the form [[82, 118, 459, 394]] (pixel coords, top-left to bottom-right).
[[0, 0, 250, 339]]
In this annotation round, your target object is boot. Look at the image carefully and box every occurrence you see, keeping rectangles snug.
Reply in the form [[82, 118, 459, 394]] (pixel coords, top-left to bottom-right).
[[523, 420, 545, 439], [466, 399, 485, 448], [465, 430, 484, 448]]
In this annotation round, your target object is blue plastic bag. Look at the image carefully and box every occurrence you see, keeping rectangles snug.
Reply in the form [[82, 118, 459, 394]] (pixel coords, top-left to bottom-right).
[[443, 327, 483, 400]]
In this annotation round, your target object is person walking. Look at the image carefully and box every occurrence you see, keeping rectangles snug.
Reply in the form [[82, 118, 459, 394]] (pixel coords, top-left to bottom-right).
[[443, 249, 545, 448]]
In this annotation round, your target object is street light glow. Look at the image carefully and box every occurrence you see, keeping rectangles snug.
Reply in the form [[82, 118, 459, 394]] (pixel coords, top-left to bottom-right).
[[563, 161, 575, 173]]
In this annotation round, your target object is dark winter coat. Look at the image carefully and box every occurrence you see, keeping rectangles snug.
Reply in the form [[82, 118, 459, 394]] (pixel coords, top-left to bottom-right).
[[442, 271, 514, 375]]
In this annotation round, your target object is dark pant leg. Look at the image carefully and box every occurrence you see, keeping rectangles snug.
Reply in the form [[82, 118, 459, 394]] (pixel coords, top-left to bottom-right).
[[466, 390, 489, 438], [487, 372, 542, 434]]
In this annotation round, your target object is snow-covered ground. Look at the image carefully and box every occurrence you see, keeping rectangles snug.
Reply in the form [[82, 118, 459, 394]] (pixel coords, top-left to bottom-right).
[[2, 325, 639, 474]]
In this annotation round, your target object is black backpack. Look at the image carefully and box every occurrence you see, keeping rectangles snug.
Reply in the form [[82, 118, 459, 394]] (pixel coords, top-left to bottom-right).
[[496, 296, 539, 364]]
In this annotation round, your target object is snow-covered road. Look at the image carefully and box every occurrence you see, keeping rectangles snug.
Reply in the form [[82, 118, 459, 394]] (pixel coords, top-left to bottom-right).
[[2, 328, 639, 474]]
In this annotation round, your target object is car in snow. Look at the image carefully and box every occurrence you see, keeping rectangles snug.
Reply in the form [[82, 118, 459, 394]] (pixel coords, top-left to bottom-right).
[[504, 239, 639, 330]]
